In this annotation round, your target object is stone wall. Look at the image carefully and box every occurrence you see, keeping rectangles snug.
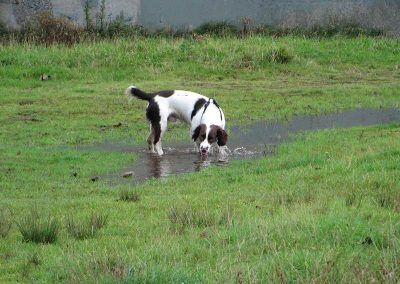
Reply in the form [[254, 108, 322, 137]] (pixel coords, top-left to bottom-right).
[[1, 0, 399, 34], [12, 0, 52, 26], [0, 0, 140, 28]]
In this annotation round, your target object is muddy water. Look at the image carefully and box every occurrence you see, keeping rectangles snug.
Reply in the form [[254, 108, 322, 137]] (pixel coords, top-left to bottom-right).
[[92, 108, 400, 182]]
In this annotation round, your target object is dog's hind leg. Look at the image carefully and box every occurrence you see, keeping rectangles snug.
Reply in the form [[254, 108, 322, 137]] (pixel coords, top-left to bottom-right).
[[152, 119, 167, 155], [154, 119, 168, 155], [146, 101, 163, 154], [147, 124, 155, 152]]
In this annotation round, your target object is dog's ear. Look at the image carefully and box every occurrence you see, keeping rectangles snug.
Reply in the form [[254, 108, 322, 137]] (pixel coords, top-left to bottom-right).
[[217, 127, 228, 146], [192, 125, 202, 141]]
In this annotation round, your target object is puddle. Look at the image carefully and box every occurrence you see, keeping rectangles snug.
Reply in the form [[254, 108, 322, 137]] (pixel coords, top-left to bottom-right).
[[84, 108, 400, 183]]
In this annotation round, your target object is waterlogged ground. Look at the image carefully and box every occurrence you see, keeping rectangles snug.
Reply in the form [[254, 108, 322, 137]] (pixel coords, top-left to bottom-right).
[[82, 108, 400, 182]]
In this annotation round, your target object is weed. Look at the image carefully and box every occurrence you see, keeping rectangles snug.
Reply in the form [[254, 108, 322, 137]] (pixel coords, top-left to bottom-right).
[[97, 0, 106, 32], [240, 17, 254, 37], [17, 210, 59, 244], [268, 189, 315, 208], [0, 207, 12, 238], [219, 207, 235, 227], [0, 21, 9, 37], [375, 189, 400, 211], [90, 212, 108, 230], [66, 212, 108, 239], [233, 46, 293, 68], [267, 46, 293, 64], [89, 254, 132, 279], [169, 207, 213, 232], [345, 190, 364, 207], [370, 181, 400, 211], [84, 0, 93, 31], [237, 53, 258, 69], [307, 22, 384, 38], [28, 252, 41, 266], [119, 189, 140, 202], [168, 206, 233, 232], [86, 254, 201, 282], [22, 12, 81, 46], [106, 12, 128, 37], [253, 22, 385, 38], [126, 266, 202, 283], [21, 252, 41, 278], [194, 21, 238, 36]]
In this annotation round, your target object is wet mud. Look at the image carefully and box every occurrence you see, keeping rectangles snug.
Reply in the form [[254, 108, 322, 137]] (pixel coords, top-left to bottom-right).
[[85, 108, 400, 182]]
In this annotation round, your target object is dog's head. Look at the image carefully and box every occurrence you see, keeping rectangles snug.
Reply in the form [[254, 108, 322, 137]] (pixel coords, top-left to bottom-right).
[[192, 124, 228, 155]]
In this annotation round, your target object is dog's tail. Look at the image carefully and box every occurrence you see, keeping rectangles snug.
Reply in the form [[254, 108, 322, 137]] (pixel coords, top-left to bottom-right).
[[125, 86, 154, 102]]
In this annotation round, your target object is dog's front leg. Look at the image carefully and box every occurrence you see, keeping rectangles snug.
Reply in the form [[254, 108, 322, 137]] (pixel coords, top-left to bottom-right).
[[155, 141, 164, 155], [194, 141, 200, 153]]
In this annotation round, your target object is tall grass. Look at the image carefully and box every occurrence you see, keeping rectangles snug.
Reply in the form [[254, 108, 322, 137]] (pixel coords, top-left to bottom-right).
[[66, 212, 108, 239], [118, 188, 140, 202], [0, 207, 12, 238], [17, 210, 59, 244], [168, 206, 234, 233], [194, 22, 238, 36]]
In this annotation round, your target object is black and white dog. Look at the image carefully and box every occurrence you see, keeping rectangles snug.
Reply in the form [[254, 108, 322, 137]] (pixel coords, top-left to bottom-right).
[[126, 86, 228, 156]]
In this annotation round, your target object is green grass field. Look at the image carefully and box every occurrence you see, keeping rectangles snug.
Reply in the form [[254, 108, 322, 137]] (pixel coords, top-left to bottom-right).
[[0, 36, 399, 282]]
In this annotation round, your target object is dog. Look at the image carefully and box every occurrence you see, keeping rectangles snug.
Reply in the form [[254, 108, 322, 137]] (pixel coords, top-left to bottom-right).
[[125, 86, 228, 156]]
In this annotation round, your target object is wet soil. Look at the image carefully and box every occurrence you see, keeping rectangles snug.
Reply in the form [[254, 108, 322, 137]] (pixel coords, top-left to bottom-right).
[[85, 108, 400, 182]]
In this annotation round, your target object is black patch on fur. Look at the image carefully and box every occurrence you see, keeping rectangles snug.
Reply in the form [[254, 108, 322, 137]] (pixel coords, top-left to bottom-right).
[[146, 101, 161, 145], [212, 99, 220, 108], [212, 99, 223, 121], [130, 88, 174, 101], [191, 98, 207, 120], [201, 100, 211, 118], [130, 88, 155, 101], [192, 124, 206, 142], [154, 90, 174, 98]]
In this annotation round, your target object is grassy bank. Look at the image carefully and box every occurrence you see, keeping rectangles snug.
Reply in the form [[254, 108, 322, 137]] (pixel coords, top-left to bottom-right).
[[0, 36, 399, 282]]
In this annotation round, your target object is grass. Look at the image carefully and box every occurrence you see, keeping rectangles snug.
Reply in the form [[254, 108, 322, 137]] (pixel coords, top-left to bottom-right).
[[0, 208, 12, 238], [168, 206, 234, 234], [0, 36, 399, 282], [65, 212, 108, 240], [17, 210, 59, 244], [118, 188, 140, 202], [194, 22, 239, 36]]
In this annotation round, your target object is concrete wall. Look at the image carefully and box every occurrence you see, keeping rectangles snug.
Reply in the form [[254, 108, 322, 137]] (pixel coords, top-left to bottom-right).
[[1, 0, 399, 34], [139, 0, 400, 34]]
